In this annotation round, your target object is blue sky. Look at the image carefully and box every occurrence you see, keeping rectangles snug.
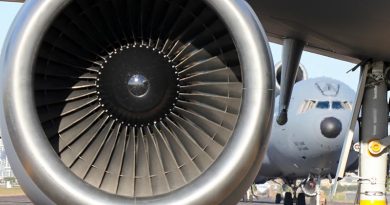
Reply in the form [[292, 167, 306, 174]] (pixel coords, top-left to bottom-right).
[[0, 2, 359, 90], [270, 43, 359, 90], [0, 2, 21, 51]]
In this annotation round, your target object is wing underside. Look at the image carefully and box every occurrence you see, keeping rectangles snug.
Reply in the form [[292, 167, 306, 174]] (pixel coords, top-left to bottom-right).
[[3, 0, 389, 63], [248, 0, 390, 63]]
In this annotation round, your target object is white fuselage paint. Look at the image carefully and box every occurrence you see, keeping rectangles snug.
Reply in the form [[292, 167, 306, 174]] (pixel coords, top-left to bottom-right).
[[256, 77, 359, 182]]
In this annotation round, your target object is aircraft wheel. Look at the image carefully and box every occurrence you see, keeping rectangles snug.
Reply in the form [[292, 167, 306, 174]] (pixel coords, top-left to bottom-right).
[[284, 192, 293, 205], [297, 193, 306, 205], [275, 193, 282, 204]]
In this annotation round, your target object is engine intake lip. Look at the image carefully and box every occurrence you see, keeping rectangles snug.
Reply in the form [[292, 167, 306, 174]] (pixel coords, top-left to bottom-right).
[[274, 62, 308, 94], [0, 0, 275, 204]]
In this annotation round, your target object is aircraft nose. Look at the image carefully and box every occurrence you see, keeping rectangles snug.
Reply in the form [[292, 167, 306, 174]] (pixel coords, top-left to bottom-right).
[[320, 117, 342, 138]]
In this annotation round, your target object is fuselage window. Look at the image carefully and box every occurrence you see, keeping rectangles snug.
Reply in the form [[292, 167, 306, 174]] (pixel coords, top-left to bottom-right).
[[332, 101, 343, 109], [316, 101, 330, 109]]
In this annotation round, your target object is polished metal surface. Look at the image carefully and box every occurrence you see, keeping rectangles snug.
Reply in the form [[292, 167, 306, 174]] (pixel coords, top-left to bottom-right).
[[127, 74, 149, 97], [0, 0, 274, 204]]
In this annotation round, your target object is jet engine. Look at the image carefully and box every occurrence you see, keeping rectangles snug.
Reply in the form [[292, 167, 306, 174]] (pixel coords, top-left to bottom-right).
[[300, 177, 318, 197], [0, 0, 274, 204], [274, 62, 308, 95]]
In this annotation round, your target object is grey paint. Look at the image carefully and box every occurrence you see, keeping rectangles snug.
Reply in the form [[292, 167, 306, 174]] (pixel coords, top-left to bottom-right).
[[359, 62, 388, 199], [276, 39, 305, 125], [334, 66, 369, 181], [6, 0, 390, 62], [247, 0, 390, 62], [257, 77, 359, 182]]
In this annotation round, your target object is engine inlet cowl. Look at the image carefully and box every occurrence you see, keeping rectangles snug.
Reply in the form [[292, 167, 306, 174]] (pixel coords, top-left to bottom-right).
[[0, 0, 274, 204], [275, 62, 308, 95]]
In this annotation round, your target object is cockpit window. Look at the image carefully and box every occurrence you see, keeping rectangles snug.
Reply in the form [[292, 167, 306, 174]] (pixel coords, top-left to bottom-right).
[[299, 100, 352, 113], [316, 101, 330, 109], [332, 101, 343, 109], [342, 101, 353, 110], [299, 100, 316, 113]]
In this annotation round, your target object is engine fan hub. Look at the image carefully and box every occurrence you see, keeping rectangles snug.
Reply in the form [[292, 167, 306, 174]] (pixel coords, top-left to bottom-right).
[[97, 46, 180, 126], [127, 74, 150, 97]]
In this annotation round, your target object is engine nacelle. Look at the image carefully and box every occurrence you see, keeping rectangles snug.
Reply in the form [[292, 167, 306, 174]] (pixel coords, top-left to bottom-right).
[[0, 0, 274, 204], [300, 179, 317, 197], [274, 62, 308, 96]]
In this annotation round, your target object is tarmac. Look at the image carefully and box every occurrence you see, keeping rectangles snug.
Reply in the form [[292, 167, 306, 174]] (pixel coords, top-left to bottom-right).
[[0, 196, 32, 205], [0, 196, 354, 205]]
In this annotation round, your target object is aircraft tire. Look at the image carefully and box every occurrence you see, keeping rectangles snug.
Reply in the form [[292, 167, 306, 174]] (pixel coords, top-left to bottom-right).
[[275, 193, 282, 204], [297, 192, 306, 205], [284, 192, 293, 205]]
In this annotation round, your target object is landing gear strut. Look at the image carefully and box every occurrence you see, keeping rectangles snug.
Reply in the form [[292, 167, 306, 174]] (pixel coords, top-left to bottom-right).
[[333, 61, 389, 205], [315, 176, 321, 205], [359, 62, 388, 205]]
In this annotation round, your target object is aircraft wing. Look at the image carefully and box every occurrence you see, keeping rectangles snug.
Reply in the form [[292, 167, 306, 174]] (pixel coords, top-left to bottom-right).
[[248, 0, 390, 63], [3, 0, 388, 63]]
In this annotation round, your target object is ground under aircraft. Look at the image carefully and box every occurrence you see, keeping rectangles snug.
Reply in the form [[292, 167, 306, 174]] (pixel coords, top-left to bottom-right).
[[255, 66, 359, 205], [1, 0, 390, 205]]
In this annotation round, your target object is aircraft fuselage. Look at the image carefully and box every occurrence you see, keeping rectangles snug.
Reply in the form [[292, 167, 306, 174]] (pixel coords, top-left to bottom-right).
[[256, 77, 358, 182]]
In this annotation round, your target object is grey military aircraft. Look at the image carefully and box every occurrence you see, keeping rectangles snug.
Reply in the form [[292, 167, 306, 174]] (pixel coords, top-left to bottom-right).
[[256, 64, 359, 205]]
